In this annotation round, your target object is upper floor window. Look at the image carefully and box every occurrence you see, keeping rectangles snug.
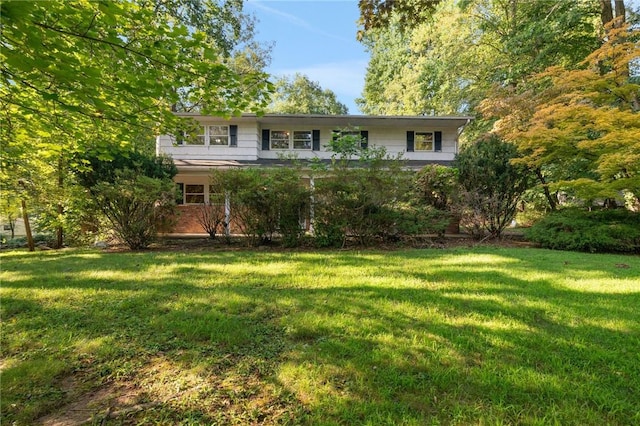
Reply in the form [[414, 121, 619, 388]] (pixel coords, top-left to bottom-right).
[[207, 125, 230, 146], [178, 125, 230, 146], [270, 130, 312, 150], [415, 132, 434, 151]]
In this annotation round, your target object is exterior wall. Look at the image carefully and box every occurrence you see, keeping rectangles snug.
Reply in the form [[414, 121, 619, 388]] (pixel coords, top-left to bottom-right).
[[157, 121, 260, 161], [257, 125, 457, 162], [157, 116, 466, 163]]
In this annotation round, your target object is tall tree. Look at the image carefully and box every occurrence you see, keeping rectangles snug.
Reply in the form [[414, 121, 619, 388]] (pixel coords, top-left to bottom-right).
[[1, 0, 272, 246], [482, 23, 640, 208], [357, 0, 601, 140], [267, 73, 348, 115]]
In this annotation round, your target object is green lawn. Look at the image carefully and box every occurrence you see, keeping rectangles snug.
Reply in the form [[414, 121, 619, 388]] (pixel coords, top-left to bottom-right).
[[1, 247, 639, 425]]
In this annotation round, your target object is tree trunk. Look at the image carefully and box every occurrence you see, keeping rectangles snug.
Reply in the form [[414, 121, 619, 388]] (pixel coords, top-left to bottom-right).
[[614, 0, 626, 24], [535, 168, 557, 211], [21, 199, 35, 252], [600, 0, 614, 26], [55, 157, 64, 249]]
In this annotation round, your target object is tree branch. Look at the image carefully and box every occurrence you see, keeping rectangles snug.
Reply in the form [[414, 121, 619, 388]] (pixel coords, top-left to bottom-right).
[[32, 21, 200, 77]]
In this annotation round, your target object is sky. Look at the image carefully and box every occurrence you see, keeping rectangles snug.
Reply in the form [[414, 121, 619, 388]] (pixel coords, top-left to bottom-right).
[[245, 0, 368, 114]]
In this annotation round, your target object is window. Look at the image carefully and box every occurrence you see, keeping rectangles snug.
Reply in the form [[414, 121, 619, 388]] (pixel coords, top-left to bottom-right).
[[270, 130, 290, 149], [181, 125, 229, 146], [208, 125, 229, 146], [270, 130, 312, 150], [293, 131, 312, 149], [415, 132, 434, 151], [184, 184, 205, 204]]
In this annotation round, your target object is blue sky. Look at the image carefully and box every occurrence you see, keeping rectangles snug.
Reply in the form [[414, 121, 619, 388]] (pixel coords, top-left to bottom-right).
[[245, 0, 368, 114]]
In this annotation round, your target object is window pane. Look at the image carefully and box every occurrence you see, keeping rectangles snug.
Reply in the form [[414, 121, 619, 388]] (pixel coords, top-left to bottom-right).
[[209, 125, 228, 136], [185, 184, 204, 193], [415, 132, 433, 151], [271, 130, 289, 139], [185, 194, 205, 204], [210, 137, 228, 145], [187, 126, 206, 145], [271, 139, 289, 149]]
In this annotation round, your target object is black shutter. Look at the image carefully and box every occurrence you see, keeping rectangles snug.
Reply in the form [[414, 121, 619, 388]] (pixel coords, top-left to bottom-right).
[[262, 129, 270, 150], [406, 131, 415, 152], [435, 131, 442, 152], [230, 125, 238, 147], [176, 183, 184, 205], [312, 129, 320, 151], [360, 130, 369, 149]]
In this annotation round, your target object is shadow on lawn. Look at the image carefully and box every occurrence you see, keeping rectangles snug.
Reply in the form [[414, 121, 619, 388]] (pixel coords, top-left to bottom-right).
[[1, 247, 639, 424]]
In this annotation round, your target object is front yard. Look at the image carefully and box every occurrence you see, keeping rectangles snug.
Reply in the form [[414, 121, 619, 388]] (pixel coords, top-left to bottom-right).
[[1, 247, 639, 425]]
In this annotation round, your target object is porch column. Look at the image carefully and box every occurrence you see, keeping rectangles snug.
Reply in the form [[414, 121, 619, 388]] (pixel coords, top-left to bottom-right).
[[224, 192, 231, 237], [309, 176, 315, 235]]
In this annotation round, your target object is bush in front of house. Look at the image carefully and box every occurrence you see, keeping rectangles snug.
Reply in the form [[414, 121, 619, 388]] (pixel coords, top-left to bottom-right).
[[210, 167, 310, 247], [525, 208, 640, 253], [454, 134, 533, 239], [313, 141, 447, 247], [75, 151, 178, 250]]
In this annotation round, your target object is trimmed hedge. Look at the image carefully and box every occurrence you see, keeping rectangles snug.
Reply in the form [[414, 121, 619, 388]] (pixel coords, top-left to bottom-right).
[[525, 208, 640, 253]]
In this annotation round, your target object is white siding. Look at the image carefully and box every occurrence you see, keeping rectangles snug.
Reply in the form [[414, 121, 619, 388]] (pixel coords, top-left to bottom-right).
[[157, 122, 260, 161], [157, 116, 467, 164], [258, 125, 458, 161]]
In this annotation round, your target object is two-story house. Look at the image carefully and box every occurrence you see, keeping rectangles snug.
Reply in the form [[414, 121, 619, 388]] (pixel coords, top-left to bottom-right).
[[156, 113, 472, 234]]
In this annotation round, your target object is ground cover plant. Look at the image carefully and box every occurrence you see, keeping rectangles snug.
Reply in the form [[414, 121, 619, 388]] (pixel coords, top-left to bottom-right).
[[1, 246, 639, 425]]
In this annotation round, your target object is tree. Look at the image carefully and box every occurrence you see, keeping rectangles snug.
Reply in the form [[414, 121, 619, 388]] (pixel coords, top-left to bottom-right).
[[454, 134, 532, 239], [356, 0, 602, 140], [357, 0, 441, 37], [209, 167, 310, 246], [482, 23, 640, 209], [1, 1, 271, 145], [75, 151, 178, 249], [267, 73, 348, 114], [1, 0, 272, 247]]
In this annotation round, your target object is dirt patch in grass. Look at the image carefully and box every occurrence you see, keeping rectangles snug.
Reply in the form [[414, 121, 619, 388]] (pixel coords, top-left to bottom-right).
[[38, 381, 142, 426]]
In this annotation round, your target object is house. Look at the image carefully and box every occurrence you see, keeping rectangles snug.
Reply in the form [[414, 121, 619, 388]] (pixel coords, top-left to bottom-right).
[[156, 113, 472, 234]]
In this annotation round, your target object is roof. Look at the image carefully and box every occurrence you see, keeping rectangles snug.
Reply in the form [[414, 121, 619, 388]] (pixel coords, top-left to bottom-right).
[[175, 113, 473, 128], [173, 158, 453, 172]]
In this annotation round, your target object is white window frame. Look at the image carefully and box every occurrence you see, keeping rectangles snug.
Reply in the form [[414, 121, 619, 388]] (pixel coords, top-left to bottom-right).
[[415, 131, 434, 151], [207, 125, 230, 146], [270, 130, 312, 150], [184, 184, 205, 204], [181, 125, 229, 146], [292, 130, 312, 150], [270, 130, 290, 150]]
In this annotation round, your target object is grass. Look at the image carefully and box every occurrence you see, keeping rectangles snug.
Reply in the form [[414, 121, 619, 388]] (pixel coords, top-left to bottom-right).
[[1, 246, 639, 425]]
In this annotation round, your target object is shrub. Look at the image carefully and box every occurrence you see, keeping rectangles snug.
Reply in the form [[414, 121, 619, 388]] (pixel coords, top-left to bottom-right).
[[91, 171, 176, 249], [75, 151, 178, 250], [210, 168, 310, 247], [525, 208, 640, 253], [454, 134, 533, 239]]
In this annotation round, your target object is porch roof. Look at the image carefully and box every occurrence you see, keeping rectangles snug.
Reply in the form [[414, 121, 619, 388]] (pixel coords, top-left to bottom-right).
[[173, 158, 453, 172]]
